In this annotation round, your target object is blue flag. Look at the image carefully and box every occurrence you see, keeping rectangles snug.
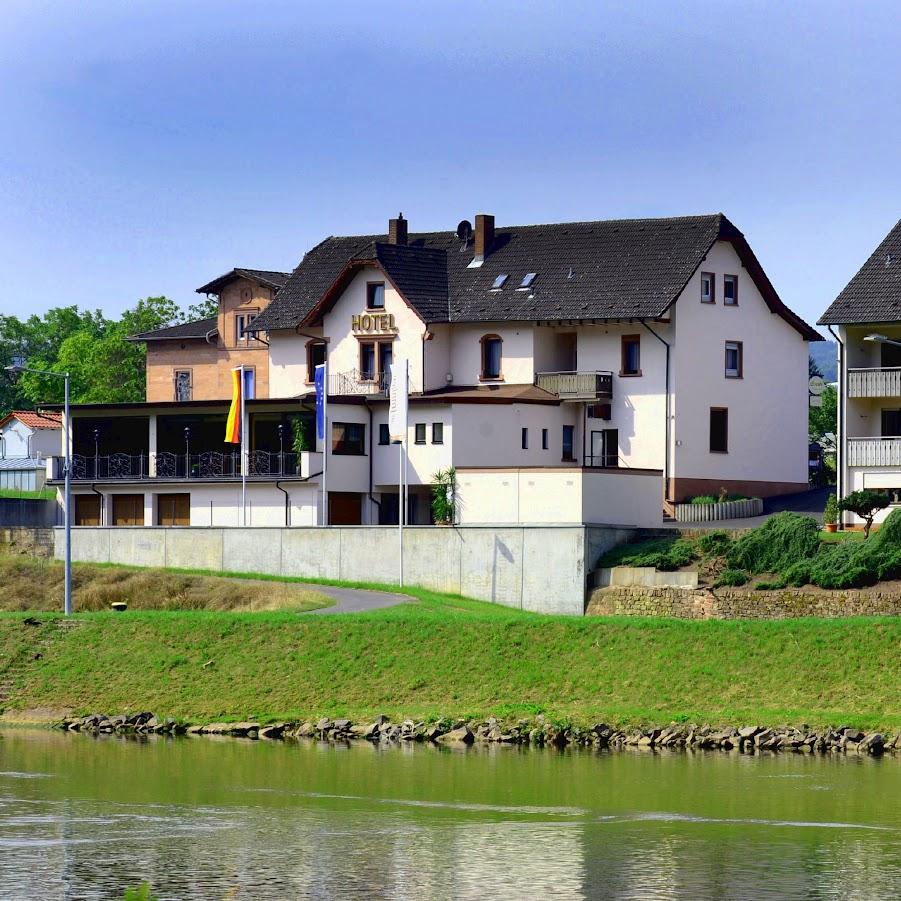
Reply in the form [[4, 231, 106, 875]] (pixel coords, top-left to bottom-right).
[[314, 363, 327, 440]]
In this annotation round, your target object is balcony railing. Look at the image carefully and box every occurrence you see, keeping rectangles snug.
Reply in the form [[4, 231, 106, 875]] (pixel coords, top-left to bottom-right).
[[847, 437, 901, 467], [535, 370, 613, 401], [329, 368, 389, 396], [51, 450, 317, 481], [848, 368, 901, 398]]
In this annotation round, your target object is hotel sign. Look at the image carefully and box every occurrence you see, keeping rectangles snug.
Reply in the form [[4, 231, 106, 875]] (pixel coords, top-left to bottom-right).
[[352, 313, 397, 333]]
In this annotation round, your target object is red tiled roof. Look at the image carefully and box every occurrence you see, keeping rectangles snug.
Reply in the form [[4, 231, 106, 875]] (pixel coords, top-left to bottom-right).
[[0, 410, 63, 431]]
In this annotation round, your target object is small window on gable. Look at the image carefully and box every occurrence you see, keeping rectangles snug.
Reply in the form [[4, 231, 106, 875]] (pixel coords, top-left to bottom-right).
[[519, 272, 537, 289], [521, 427, 529, 450], [367, 282, 385, 310], [481, 335, 503, 380], [701, 272, 715, 303], [491, 274, 508, 290], [621, 335, 641, 376], [724, 274, 738, 306], [725, 341, 743, 378], [542, 428, 549, 450], [710, 408, 728, 453]]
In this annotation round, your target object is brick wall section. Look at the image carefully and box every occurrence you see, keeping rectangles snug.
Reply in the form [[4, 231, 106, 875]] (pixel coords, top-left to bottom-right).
[[587, 585, 901, 619], [0, 527, 54, 557]]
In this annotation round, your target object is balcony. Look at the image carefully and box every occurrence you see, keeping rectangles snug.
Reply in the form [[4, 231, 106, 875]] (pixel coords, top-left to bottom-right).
[[535, 370, 613, 401], [847, 438, 901, 467], [848, 368, 901, 398], [49, 450, 322, 482], [329, 368, 389, 397]]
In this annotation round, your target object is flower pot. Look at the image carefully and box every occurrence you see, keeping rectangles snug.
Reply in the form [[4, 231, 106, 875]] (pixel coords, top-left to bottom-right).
[[824, 522, 837, 533]]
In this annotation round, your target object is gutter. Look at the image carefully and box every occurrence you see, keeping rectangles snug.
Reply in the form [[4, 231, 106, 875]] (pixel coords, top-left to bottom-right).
[[275, 480, 290, 527], [640, 321, 672, 504], [827, 324, 845, 527], [90, 483, 104, 526], [364, 399, 381, 523]]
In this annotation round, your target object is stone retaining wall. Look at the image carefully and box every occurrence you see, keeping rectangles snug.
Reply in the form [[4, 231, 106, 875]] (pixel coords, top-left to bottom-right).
[[0, 527, 54, 558], [587, 585, 901, 619]]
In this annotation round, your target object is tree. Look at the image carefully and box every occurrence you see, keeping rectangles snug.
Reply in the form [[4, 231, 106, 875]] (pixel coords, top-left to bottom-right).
[[838, 489, 889, 538], [185, 295, 219, 321], [809, 385, 837, 453], [809, 355, 823, 379]]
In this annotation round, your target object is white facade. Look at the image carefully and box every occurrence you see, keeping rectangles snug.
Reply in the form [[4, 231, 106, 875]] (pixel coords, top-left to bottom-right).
[[0, 416, 59, 459]]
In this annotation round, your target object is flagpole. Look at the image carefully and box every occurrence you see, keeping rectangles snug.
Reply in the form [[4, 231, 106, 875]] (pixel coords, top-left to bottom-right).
[[240, 364, 247, 527], [322, 362, 328, 526], [398, 431, 403, 586], [403, 358, 410, 527]]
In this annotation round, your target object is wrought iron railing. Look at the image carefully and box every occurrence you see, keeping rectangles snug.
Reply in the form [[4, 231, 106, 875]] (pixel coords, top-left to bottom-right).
[[329, 368, 390, 396], [535, 371, 613, 400]]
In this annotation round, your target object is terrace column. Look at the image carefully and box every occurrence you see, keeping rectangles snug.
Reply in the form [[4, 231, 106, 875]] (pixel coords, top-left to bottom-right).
[[148, 415, 157, 477]]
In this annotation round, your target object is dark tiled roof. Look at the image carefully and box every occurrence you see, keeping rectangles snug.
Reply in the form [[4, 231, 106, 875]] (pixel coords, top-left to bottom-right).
[[250, 214, 820, 340], [128, 316, 218, 342], [195, 268, 290, 295], [819, 220, 901, 325]]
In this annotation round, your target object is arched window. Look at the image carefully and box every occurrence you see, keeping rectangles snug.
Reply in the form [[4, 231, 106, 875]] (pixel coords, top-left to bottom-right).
[[480, 334, 503, 380]]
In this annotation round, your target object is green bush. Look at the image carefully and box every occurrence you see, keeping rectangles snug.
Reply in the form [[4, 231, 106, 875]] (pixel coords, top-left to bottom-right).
[[838, 489, 889, 538], [696, 530, 732, 557], [689, 495, 718, 505], [598, 536, 696, 571], [823, 493, 838, 526], [714, 568, 749, 587], [727, 511, 821, 575]]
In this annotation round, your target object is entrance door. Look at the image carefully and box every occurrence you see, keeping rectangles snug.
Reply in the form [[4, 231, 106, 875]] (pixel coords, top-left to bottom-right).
[[329, 492, 362, 525], [112, 494, 144, 526], [379, 493, 399, 525], [590, 429, 619, 467], [74, 494, 101, 526], [157, 493, 190, 526]]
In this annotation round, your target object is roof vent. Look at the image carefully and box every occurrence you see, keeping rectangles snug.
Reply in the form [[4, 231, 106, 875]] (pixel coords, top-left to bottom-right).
[[887, 253, 895, 267], [456, 219, 473, 252]]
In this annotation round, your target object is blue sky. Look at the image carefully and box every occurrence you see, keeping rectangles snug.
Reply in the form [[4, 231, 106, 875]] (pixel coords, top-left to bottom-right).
[[1, 0, 899, 332]]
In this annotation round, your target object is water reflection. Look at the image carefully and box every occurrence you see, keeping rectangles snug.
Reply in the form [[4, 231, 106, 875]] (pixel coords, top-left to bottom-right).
[[0, 731, 899, 899]]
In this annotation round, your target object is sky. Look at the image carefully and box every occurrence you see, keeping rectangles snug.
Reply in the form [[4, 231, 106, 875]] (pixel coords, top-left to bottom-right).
[[1, 1, 900, 334]]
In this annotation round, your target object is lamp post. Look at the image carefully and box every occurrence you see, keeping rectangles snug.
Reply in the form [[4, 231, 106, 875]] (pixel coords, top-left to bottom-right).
[[864, 334, 901, 348], [5, 359, 72, 616]]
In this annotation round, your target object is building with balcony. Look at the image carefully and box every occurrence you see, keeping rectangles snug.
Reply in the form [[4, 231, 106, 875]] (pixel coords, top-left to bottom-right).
[[819, 218, 901, 525], [46, 211, 819, 528]]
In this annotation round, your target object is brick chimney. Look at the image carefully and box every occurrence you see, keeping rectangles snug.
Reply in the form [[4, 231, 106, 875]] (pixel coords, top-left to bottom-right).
[[474, 213, 495, 263], [388, 213, 408, 246]]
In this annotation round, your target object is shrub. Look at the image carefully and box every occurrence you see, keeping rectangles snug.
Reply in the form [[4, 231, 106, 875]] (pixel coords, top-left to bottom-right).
[[714, 568, 748, 587], [696, 530, 732, 557], [838, 489, 889, 538], [823, 493, 838, 526], [689, 495, 718, 505], [727, 511, 821, 575], [599, 537, 696, 571], [754, 579, 787, 591]]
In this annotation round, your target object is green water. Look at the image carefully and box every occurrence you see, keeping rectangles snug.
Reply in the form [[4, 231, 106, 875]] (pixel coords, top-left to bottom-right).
[[0, 729, 899, 899]]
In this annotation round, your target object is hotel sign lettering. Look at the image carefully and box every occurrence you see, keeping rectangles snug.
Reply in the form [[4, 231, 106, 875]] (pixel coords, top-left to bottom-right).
[[352, 313, 397, 334]]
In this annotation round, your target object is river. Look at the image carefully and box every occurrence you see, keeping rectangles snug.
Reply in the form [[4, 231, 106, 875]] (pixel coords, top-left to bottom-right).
[[0, 729, 899, 899]]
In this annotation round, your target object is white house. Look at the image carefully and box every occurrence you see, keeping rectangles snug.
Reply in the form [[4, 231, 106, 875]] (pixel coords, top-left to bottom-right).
[[819, 218, 901, 526], [0, 410, 61, 491], [47, 212, 819, 528]]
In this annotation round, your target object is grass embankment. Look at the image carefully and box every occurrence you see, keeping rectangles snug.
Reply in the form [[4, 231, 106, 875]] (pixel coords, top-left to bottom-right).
[[0, 560, 898, 729], [0, 488, 56, 500], [0, 554, 332, 613]]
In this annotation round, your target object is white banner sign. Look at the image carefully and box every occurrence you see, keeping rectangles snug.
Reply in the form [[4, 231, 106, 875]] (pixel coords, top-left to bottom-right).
[[388, 359, 408, 442]]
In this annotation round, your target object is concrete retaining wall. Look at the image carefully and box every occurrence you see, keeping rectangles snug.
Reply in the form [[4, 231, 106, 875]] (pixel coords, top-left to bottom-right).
[[0, 526, 54, 557], [587, 585, 901, 619], [55, 524, 640, 615]]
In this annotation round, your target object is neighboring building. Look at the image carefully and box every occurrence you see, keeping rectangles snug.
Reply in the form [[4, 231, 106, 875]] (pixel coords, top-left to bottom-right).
[[47, 212, 818, 528], [0, 410, 62, 491], [130, 268, 289, 402], [819, 218, 901, 525]]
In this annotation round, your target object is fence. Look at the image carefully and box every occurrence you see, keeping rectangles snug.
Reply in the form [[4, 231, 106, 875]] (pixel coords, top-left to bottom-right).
[[0, 497, 60, 528]]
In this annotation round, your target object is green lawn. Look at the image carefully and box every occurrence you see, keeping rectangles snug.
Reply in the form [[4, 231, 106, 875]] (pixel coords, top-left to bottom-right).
[[0, 487, 55, 500], [1, 558, 899, 730]]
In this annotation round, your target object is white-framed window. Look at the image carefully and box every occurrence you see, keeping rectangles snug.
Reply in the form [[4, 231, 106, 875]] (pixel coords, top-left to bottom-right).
[[724, 274, 738, 306], [701, 272, 715, 303], [725, 341, 743, 378], [235, 311, 258, 345]]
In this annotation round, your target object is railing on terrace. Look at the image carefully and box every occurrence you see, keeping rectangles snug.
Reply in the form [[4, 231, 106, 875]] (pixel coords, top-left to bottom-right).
[[847, 437, 901, 467], [53, 450, 308, 481], [535, 371, 614, 400], [848, 368, 901, 398], [329, 368, 389, 396]]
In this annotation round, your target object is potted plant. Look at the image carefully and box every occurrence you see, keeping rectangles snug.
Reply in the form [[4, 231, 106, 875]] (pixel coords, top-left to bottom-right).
[[431, 467, 456, 525], [292, 416, 312, 453], [823, 493, 838, 533]]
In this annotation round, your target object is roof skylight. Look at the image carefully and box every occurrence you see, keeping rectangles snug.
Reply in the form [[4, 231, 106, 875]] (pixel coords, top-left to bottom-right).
[[519, 272, 537, 289], [491, 274, 508, 290]]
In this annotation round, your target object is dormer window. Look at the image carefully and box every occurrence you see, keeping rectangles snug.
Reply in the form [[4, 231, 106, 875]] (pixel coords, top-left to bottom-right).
[[519, 272, 537, 289], [491, 274, 508, 290], [367, 282, 385, 310]]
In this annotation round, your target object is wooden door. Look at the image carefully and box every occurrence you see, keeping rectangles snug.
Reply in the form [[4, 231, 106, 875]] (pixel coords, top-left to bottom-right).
[[112, 494, 144, 526], [74, 495, 101, 526], [329, 492, 362, 525], [157, 493, 190, 526]]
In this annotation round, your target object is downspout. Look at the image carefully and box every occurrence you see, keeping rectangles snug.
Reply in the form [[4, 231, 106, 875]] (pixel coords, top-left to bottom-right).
[[275, 480, 290, 527], [90, 484, 104, 526], [364, 399, 381, 523], [641, 321, 672, 504], [827, 325, 845, 528]]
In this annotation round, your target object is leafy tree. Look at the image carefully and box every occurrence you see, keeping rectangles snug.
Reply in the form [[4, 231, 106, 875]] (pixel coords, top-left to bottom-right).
[[809, 385, 837, 453], [838, 489, 889, 539], [185, 295, 219, 321]]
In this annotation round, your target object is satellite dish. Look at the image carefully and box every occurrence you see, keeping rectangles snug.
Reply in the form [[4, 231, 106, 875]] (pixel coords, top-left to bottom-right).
[[456, 219, 473, 243]]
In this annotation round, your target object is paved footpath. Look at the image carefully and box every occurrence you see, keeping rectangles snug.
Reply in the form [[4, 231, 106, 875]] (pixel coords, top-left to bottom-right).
[[306, 585, 410, 614]]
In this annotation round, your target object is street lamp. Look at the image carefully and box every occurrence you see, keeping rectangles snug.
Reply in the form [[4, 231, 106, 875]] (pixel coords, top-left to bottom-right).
[[4, 358, 72, 616], [864, 334, 901, 348]]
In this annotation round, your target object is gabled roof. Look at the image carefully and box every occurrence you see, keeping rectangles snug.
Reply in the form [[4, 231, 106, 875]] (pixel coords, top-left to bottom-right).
[[128, 316, 219, 343], [249, 214, 821, 340], [195, 268, 290, 295], [0, 410, 62, 431], [0, 456, 46, 470], [819, 220, 901, 325]]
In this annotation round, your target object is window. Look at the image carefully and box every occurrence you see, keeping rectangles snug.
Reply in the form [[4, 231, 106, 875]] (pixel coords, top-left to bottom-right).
[[306, 341, 326, 383], [701, 272, 715, 303], [541, 428, 549, 450], [521, 427, 529, 450], [378, 342, 393, 381], [432, 422, 444, 444], [519, 272, 537, 289], [562, 425, 575, 461], [367, 282, 385, 310], [491, 274, 508, 290], [358, 338, 393, 384], [360, 342, 376, 381], [415, 423, 426, 445], [481, 335, 503, 380], [725, 341, 743, 378], [589, 429, 619, 467], [724, 274, 738, 306], [174, 370, 192, 402], [710, 408, 728, 453], [621, 335, 641, 376], [235, 311, 258, 345], [379, 423, 391, 445], [881, 409, 901, 437], [157, 493, 190, 526], [332, 422, 366, 455]]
